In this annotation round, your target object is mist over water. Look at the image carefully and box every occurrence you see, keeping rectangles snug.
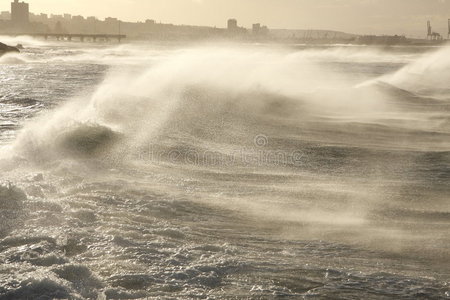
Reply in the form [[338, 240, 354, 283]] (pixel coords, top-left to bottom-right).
[[0, 38, 449, 299]]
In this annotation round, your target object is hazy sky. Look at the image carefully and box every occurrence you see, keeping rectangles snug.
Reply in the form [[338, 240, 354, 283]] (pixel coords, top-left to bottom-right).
[[1, 0, 450, 36]]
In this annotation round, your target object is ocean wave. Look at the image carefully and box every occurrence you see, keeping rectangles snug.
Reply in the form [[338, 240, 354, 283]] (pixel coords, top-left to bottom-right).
[[0, 53, 27, 65], [9, 45, 448, 165], [0, 44, 449, 299]]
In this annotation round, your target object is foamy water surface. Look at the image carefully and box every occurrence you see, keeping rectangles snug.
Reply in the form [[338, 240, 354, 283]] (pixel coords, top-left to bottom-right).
[[0, 36, 449, 299]]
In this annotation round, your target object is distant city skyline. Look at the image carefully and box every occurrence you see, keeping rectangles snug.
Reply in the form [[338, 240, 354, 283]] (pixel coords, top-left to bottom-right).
[[1, 0, 450, 37]]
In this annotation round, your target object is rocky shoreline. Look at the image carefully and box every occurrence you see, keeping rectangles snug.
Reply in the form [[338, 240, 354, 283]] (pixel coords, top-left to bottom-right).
[[0, 42, 20, 56]]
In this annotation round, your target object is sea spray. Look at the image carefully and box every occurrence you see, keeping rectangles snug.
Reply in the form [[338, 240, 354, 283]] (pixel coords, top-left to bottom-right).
[[9, 45, 398, 164], [384, 46, 450, 98], [0, 43, 448, 299]]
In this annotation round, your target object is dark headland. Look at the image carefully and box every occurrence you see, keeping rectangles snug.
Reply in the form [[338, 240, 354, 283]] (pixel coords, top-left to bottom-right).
[[0, 42, 20, 56]]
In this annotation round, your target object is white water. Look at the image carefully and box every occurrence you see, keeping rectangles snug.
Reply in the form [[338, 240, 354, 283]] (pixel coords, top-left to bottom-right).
[[0, 38, 449, 299]]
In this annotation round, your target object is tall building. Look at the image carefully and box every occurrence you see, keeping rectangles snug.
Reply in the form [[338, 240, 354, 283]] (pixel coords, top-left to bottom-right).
[[11, 0, 29, 27], [227, 19, 238, 31], [227, 18, 247, 35], [252, 23, 261, 34], [252, 23, 269, 36]]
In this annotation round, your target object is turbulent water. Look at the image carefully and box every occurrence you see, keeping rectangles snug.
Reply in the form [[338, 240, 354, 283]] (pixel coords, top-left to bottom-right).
[[0, 36, 449, 299]]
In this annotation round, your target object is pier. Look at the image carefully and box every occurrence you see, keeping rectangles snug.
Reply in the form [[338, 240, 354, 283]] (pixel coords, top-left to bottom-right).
[[8, 33, 126, 42]]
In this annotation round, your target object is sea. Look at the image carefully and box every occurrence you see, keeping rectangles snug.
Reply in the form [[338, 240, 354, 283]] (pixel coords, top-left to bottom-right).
[[0, 36, 449, 299]]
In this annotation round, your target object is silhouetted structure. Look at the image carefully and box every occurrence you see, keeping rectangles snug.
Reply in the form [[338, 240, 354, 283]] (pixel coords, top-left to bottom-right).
[[357, 35, 407, 45], [14, 33, 126, 42], [252, 23, 260, 33], [226, 19, 247, 36], [252, 23, 269, 36], [227, 19, 237, 30], [11, 0, 28, 28], [427, 21, 442, 40], [427, 20, 432, 38]]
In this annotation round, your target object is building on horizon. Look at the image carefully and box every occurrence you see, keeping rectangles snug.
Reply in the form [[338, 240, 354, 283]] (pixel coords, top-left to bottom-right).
[[227, 19, 238, 31], [227, 18, 247, 36], [1, 3, 271, 41], [252, 23, 269, 36], [11, 0, 29, 28]]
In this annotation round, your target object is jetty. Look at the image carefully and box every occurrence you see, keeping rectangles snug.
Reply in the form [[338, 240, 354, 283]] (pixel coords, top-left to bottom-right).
[[7, 33, 126, 42]]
